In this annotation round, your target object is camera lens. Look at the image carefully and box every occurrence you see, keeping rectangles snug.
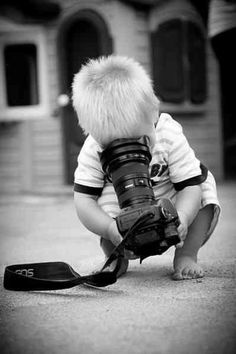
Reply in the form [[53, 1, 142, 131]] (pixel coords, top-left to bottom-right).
[[100, 136, 155, 209]]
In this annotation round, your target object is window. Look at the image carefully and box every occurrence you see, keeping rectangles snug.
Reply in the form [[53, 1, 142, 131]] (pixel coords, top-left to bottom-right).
[[4, 44, 39, 106], [151, 18, 207, 109], [0, 27, 49, 121]]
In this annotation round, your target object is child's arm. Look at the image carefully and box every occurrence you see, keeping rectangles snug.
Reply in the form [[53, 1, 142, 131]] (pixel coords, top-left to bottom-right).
[[74, 192, 123, 247], [174, 185, 202, 242]]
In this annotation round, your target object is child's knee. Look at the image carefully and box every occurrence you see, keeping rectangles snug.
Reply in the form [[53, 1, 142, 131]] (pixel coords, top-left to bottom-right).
[[200, 204, 214, 224], [189, 204, 214, 245]]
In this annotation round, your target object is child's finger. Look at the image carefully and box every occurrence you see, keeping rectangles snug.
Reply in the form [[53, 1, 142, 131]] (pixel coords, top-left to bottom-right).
[[124, 250, 139, 259], [177, 224, 187, 241], [175, 241, 184, 249]]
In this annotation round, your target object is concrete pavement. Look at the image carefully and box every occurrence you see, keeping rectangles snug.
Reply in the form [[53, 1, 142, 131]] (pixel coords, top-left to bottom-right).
[[0, 182, 235, 354]]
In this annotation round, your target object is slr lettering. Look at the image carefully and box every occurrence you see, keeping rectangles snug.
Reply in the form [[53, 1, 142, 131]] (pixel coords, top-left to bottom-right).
[[15, 268, 34, 277]]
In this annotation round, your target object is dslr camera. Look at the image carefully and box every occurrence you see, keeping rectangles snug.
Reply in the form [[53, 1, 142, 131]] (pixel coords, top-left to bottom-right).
[[100, 136, 181, 262]]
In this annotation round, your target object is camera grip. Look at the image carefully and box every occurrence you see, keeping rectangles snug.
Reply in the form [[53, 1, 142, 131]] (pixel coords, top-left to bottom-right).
[[116, 199, 180, 261]]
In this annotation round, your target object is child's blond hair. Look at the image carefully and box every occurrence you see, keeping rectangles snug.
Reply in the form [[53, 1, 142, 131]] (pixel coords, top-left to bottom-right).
[[72, 55, 159, 145]]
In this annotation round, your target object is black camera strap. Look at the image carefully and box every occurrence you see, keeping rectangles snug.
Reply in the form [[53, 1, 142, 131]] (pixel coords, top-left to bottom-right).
[[3, 262, 117, 291], [101, 210, 154, 271], [3, 211, 152, 291]]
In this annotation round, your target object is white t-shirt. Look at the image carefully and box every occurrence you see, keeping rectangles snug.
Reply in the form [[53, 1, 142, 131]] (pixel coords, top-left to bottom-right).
[[74, 113, 220, 232], [208, 0, 236, 37]]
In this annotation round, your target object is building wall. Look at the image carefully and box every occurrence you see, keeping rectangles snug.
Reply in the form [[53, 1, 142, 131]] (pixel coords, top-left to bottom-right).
[[177, 46, 223, 180], [0, 19, 64, 193], [0, 0, 223, 194], [0, 122, 22, 192], [149, 0, 223, 180]]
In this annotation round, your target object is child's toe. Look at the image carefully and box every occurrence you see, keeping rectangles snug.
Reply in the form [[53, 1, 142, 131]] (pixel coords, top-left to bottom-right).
[[172, 264, 204, 280], [172, 270, 184, 280]]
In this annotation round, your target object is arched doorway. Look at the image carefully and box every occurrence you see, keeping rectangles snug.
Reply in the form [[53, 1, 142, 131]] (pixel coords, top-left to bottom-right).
[[58, 10, 113, 184]]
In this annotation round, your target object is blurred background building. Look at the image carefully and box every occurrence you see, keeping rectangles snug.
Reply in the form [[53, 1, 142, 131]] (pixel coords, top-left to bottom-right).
[[0, 0, 234, 194]]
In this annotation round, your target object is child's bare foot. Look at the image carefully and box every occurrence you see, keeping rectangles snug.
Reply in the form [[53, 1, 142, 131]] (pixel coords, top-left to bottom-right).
[[173, 255, 204, 280], [92, 257, 129, 278], [106, 257, 129, 278]]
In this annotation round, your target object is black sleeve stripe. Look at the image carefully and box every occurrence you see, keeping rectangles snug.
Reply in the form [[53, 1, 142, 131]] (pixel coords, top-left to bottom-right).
[[74, 183, 103, 196], [173, 163, 208, 191]]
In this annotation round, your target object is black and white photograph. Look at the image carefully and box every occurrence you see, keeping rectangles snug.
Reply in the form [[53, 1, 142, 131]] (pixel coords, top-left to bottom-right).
[[0, 1, 235, 353]]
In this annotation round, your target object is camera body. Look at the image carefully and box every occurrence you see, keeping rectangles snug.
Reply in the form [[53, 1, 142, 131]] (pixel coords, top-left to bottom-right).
[[117, 199, 180, 260], [100, 136, 180, 261]]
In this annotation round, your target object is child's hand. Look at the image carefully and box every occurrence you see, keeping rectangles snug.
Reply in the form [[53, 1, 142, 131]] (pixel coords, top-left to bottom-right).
[[176, 211, 188, 248], [124, 249, 139, 260], [106, 220, 123, 246], [106, 220, 137, 259]]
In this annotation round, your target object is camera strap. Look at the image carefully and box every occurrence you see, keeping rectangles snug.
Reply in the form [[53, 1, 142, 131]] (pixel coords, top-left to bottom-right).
[[3, 262, 117, 291], [101, 210, 154, 271], [3, 211, 152, 291]]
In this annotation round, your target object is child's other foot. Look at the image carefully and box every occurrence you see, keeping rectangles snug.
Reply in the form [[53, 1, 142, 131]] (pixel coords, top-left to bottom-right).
[[93, 257, 129, 278], [107, 257, 129, 278], [173, 255, 204, 280]]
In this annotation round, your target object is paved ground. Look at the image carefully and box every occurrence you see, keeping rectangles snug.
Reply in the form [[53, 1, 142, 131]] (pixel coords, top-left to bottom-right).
[[0, 182, 235, 354]]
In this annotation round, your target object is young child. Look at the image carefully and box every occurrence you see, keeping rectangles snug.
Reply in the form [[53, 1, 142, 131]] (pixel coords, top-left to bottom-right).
[[72, 55, 220, 280]]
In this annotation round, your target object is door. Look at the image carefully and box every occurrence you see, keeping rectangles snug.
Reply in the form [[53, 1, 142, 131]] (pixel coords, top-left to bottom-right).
[[58, 10, 113, 184]]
